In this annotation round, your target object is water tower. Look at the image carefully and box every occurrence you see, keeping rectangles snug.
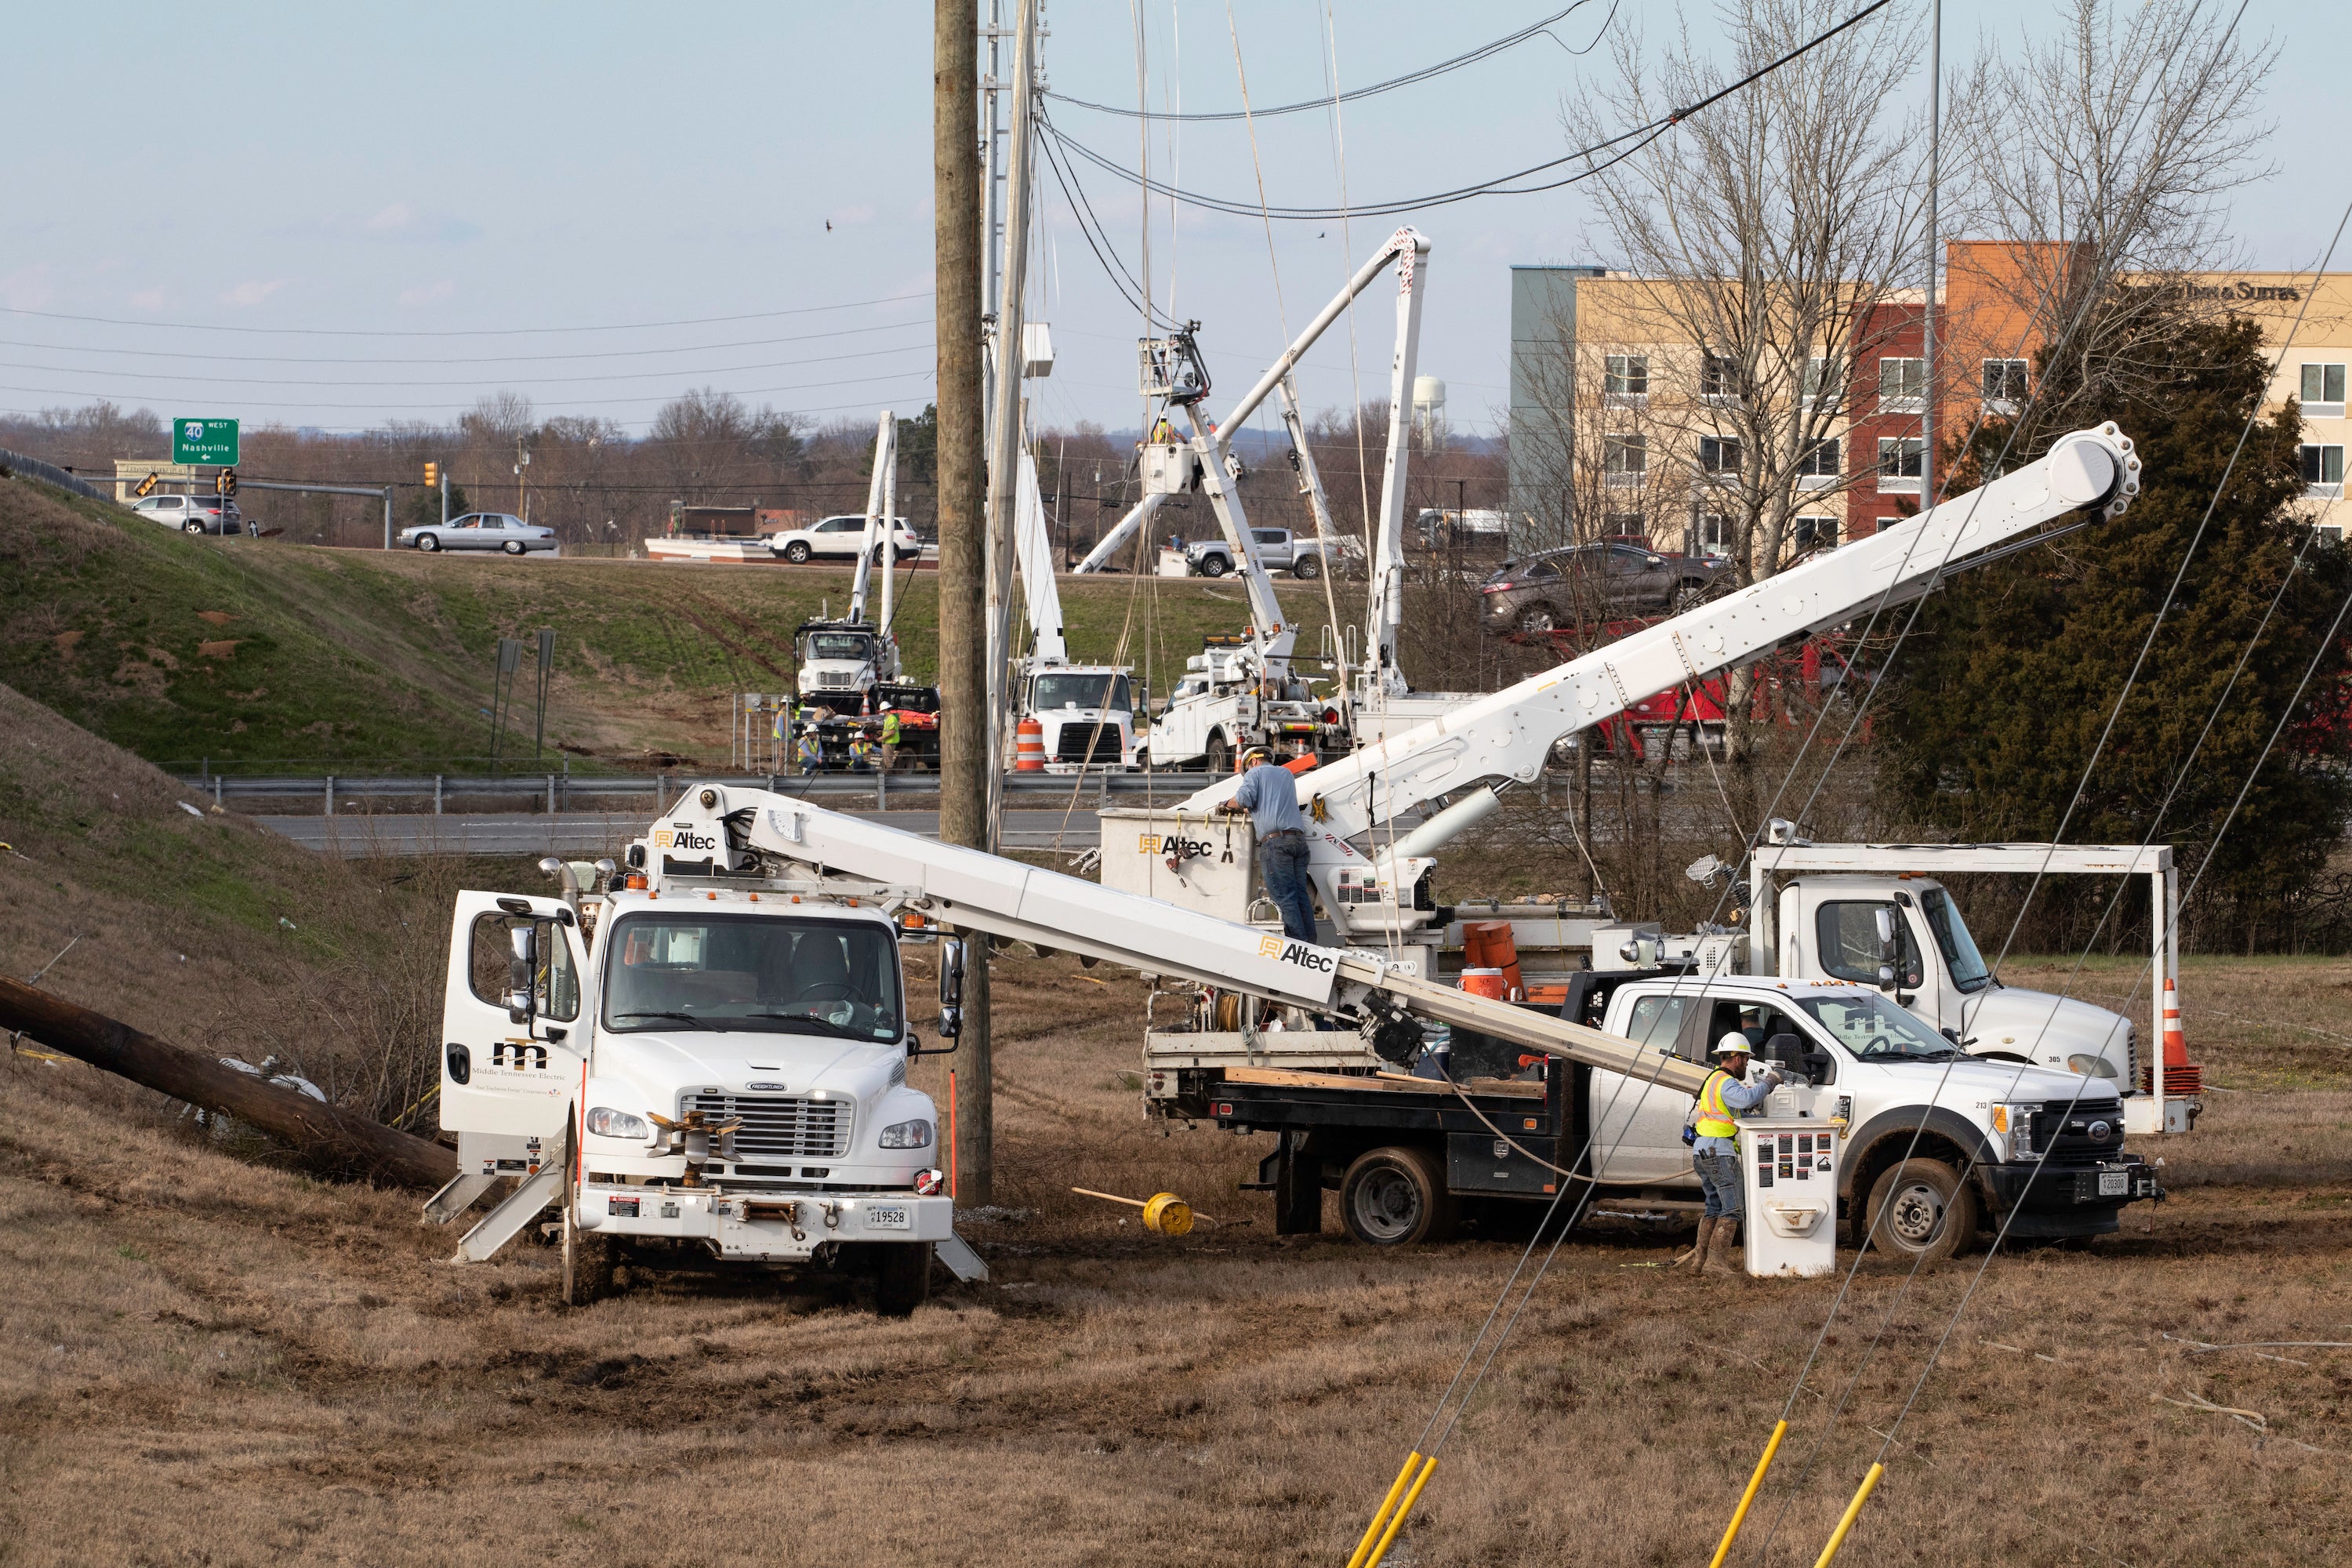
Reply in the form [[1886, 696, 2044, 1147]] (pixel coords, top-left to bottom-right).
[[1412, 375, 1446, 452]]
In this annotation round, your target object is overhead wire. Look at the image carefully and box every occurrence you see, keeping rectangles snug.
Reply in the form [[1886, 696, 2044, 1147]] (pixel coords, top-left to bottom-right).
[[0, 340, 935, 390], [0, 316, 934, 366], [1049, 1, 1605, 121], [0, 289, 935, 337]]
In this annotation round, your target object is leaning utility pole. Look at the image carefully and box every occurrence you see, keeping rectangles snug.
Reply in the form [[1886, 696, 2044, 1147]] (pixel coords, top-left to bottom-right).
[[983, 0, 1038, 848], [935, 0, 993, 1204]]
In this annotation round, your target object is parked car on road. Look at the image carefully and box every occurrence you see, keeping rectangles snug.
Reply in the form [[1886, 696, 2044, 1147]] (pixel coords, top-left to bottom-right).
[[771, 514, 924, 564], [132, 493, 249, 535], [398, 513, 557, 554], [1479, 543, 1726, 634]]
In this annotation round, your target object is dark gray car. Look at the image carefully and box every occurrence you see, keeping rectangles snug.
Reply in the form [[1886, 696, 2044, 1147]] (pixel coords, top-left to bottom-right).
[[1479, 543, 1726, 634]]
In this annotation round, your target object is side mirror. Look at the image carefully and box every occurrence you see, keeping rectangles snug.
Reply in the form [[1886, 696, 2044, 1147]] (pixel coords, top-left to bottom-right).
[[936, 936, 964, 1039], [506, 922, 539, 1021], [1646, 554, 1666, 568], [1872, 907, 1899, 991]]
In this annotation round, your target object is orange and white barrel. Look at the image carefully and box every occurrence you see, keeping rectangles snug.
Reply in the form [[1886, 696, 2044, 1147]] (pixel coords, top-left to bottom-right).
[[1014, 717, 1047, 771], [1459, 967, 1510, 1001]]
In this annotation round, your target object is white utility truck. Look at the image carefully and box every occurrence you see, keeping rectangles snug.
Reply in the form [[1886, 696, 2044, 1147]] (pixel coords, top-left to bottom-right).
[[1007, 425, 1142, 771], [426, 850, 965, 1313], [489, 786, 2154, 1263], [1107, 423, 2188, 1120], [793, 411, 913, 715]]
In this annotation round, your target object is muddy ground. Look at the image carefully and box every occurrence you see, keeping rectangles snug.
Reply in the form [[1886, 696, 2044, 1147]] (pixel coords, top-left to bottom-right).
[[5, 951, 2350, 1567]]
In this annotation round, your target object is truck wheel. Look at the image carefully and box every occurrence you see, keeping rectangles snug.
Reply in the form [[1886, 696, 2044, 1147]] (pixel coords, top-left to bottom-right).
[[1200, 554, 1229, 578], [1863, 1158, 1977, 1264], [1293, 554, 1323, 579], [783, 540, 812, 564], [873, 1241, 933, 1316], [1205, 735, 1230, 775], [1341, 1146, 1457, 1247]]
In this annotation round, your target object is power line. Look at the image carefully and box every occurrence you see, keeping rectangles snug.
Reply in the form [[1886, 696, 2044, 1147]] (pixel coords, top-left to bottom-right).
[[0, 317, 934, 366], [1041, 0, 1894, 221], [0, 340, 934, 390], [0, 368, 937, 413], [0, 289, 936, 338], [1047, 1, 1606, 121]]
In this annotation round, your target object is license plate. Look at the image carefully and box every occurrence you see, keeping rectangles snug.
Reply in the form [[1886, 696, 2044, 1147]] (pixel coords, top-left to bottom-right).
[[2097, 1171, 2128, 1196], [866, 1204, 912, 1231]]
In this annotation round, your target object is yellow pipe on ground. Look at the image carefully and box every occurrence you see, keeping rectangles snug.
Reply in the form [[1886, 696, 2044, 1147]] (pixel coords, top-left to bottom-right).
[[1708, 1419, 1789, 1568], [1344, 1453, 1423, 1568], [1361, 1456, 1437, 1568], [1811, 1463, 1886, 1568]]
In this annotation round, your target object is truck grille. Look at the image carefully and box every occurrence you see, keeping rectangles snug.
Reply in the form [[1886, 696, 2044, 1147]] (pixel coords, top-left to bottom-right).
[[2031, 1099, 2126, 1167], [813, 671, 856, 690], [1054, 724, 1123, 762], [682, 1093, 852, 1160]]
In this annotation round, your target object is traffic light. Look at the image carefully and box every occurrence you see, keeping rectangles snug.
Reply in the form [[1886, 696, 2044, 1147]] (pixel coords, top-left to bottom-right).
[[424, 461, 439, 487], [133, 470, 159, 498], [216, 468, 237, 497]]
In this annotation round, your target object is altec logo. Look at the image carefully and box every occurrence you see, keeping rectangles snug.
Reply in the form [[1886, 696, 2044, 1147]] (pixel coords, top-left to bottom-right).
[[1140, 833, 1214, 858], [1259, 936, 1338, 973], [656, 822, 718, 851]]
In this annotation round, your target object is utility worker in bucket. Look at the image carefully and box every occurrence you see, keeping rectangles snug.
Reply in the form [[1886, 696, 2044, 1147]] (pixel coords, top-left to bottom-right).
[[1680, 1035, 1782, 1276]]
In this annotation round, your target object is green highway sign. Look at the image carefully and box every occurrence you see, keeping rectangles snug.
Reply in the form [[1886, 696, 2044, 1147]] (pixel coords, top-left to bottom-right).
[[172, 418, 240, 466]]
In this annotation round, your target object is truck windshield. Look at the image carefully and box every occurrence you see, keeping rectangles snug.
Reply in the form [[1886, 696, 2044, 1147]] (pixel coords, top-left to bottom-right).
[[1033, 672, 1131, 711], [1919, 888, 1991, 993], [802, 633, 873, 662], [1796, 993, 1956, 1059], [603, 914, 901, 1042]]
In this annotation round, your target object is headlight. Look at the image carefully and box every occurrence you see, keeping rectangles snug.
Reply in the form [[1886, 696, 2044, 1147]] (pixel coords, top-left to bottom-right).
[[586, 1106, 650, 1140], [879, 1117, 934, 1149], [1991, 1102, 2035, 1160], [2066, 1053, 2118, 1080]]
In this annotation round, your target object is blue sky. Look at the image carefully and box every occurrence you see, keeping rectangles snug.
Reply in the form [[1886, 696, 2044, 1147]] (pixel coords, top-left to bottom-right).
[[2, 1, 2334, 441]]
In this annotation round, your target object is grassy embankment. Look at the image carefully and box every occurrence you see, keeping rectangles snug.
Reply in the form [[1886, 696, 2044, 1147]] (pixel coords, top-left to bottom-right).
[[0, 474, 1345, 772]]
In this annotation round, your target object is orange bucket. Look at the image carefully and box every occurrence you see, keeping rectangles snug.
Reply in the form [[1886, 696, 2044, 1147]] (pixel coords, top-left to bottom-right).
[[1459, 967, 1510, 1000], [1014, 717, 1047, 771]]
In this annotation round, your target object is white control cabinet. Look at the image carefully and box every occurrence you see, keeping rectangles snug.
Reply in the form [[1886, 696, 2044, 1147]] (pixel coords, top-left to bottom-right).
[[1740, 1118, 1838, 1279]]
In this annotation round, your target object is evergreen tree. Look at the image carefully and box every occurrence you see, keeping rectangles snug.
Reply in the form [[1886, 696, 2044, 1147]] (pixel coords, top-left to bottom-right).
[[1876, 309, 2352, 948], [402, 480, 470, 532]]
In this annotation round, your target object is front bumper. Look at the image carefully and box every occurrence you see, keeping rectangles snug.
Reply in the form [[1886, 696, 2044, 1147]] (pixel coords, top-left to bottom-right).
[[1978, 1155, 2161, 1239], [576, 1184, 954, 1261]]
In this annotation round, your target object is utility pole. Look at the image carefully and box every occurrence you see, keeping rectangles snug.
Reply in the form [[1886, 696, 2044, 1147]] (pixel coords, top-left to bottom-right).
[[514, 434, 531, 518], [1922, 0, 1940, 513], [935, 0, 993, 1204], [984, 0, 1037, 847]]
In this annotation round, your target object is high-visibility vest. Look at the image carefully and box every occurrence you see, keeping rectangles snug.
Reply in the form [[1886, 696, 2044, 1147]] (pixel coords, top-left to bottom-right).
[[880, 711, 902, 745], [796, 732, 823, 766], [1693, 1068, 1741, 1139]]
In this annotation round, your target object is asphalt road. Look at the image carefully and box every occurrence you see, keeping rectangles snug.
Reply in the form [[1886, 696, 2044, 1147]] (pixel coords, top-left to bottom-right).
[[259, 809, 1105, 857]]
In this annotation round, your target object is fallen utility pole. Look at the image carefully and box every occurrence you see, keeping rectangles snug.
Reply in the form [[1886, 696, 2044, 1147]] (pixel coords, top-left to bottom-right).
[[0, 976, 456, 1189], [935, 0, 994, 1204]]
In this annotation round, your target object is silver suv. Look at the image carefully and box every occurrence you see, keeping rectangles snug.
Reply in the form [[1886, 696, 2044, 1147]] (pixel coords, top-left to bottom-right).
[[131, 493, 249, 535]]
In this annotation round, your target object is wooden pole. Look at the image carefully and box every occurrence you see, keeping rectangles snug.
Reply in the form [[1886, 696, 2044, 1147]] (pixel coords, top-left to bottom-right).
[[935, 0, 994, 1205], [0, 977, 456, 1189]]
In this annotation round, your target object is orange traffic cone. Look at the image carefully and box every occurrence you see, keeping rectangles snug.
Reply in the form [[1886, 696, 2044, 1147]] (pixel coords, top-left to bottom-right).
[[2145, 976, 2201, 1096]]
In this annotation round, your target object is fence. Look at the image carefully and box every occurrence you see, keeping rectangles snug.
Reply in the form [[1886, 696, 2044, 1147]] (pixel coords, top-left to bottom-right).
[[0, 446, 114, 503], [170, 768, 1211, 815]]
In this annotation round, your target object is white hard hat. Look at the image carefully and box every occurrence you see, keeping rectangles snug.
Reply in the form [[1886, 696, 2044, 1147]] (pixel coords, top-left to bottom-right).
[[1712, 1033, 1757, 1058]]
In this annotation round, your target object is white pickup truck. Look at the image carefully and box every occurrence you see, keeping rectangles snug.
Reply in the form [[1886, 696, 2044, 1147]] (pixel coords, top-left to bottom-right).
[[1160, 969, 2159, 1259], [426, 848, 959, 1312]]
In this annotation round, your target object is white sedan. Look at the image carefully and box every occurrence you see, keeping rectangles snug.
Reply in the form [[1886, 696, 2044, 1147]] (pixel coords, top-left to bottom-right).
[[771, 514, 923, 564], [399, 513, 558, 555]]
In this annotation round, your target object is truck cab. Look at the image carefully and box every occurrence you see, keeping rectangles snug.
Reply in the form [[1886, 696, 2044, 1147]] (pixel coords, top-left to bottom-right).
[[795, 620, 898, 711], [1762, 874, 2138, 1088], [1022, 664, 1139, 770], [436, 854, 953, 1312]]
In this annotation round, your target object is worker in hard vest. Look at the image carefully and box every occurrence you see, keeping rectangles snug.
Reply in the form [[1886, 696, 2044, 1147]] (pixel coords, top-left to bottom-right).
[[1679, 1035, 1782, 1276], [794, 722, 824, 775], [847, 725, 880, 772], [878, 708, 902, 772], [1216, 745, 1318, 946]]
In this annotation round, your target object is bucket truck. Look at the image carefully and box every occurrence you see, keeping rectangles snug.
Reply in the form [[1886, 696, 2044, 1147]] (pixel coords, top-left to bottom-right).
[[1138, 228, 1432, 771], [1008, 423, 1142, 771], [1099, 424, 2189, 1120]]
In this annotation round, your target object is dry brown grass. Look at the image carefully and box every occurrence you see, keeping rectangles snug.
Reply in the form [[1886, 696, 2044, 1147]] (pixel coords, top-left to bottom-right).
[[7, 935, 2352, 1566]]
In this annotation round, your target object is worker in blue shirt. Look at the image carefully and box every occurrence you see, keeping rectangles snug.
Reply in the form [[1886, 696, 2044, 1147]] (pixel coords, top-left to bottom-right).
[[1217, 745, 1319, 946], [1681, 1035, 1782, 1276]]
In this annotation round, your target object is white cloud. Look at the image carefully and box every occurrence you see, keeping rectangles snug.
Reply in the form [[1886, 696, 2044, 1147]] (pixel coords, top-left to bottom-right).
[[0, 263, 56, 310], [366, 203, 415, 233], [127, 288, 166, 310], [220, 279, 287, 307], [397, 280, 456, 307]]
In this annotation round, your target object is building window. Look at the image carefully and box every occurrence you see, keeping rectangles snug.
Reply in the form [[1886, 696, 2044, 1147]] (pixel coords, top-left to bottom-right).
[[1796, 436, 1840, 489], [1802, 357, 1842, 408], [1604, 354, 1650, 401], [2300, 363, 2347, 419], [1878, 437, 1924, 493], [1698, 436, 1742, 478], [1603, 434, 1648, 488], [2301, 443, 2345, 499], [1698, 513, 1733, 557], [1793, 514, 1838, 553], [1603, 511, 1646, 541], [1700, 353, 1740, 404], [1983, 359, 2029, 416], [1879, 357, 1926, 415]]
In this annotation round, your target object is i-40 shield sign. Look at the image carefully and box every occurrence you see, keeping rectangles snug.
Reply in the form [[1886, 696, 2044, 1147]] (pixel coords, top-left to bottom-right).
[[172, 419, 239, 466]]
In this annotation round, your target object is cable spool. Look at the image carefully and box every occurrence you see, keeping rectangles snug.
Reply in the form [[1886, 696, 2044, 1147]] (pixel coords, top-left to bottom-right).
[[1213, 991, 1243, 1032], [1142, 1192, 1195, 1236], [1014, 718, 1047, 771]]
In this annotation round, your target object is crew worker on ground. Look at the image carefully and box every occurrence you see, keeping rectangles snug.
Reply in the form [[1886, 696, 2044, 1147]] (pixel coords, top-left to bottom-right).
[[1682, 1034, 1782, 1276], [1218, 746, 1318, 946]]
